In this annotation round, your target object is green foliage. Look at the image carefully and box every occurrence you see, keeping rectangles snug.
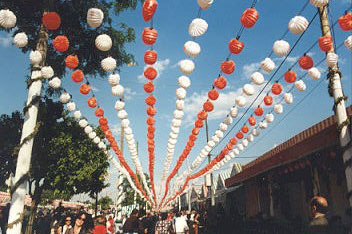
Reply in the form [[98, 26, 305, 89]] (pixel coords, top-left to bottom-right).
[[0, 0, 140, 78], [121, 173, 149, 207], [40, 189, 71, 205], [97, 196, 114, 210]]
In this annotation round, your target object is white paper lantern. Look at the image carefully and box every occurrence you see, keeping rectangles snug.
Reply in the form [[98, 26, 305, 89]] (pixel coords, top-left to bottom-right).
[[114, 100, 125, 111], [0, 9, 16, 28], [235, 96, 247, 107], [117, 110, 128, 119], [295, 80, 306, 91], [73, 111, 82, 119], [205, 145, 212, 152], [230, 107, 238, 118], [84, 126, 93, 134], [225, 154, 232, 161], [60, 92, 71, 104], [219, 123, 228, 132], [252, 128, 260, 136], [260, 58, 275, 73], [13, 32, 28, 48], [125, 134, 133, 141], [179, 59, 195, 75], [184, 41, 201, 58], [273, 40, 290, 57], [189, 18, 208, 37], [95, 34, 112, 51], [288, 16, 308, 34], [215, 130, 223, 139], [98, 142, 105, 149], [49, 77, 61, 89], [171, 126, 180, 134], [174, 110, 184, 119], [243, 84, 255, 96], [170, 132, 178, 139], [242, 139, 249, 147], [197, 0, 214, 9], [87, 8, 104, 28], [101, 57, 116, 71], [66, 102, 76, 112], [211, 135, 220, 143], [172, 119, 182, 127], [233, 148, 240, 155], [224, 116, 233, 125], [274, 104, 283, 114], [176, 88, 187, 99], [308, 67, 321, 80], [259, 121, 268, 129], [176, 100, 184, 110], [121, 119, 130, 128], [41, 66, 54, 79], [265, 113, 275, 123], [310, 0, 329, 7], [201, 149, 207, 156], [250, 72, 265, 85], [112, 85, 124, 96], [229, 152, 236, 158], [124, 127, 132, 135], [168, 143, 175, 149], [284, 93, 293, 104], [108, 74, 120, 86], [219, 161, 225, 167], [88, 132, 97, 139], [29, 50, 42, 65], [247, 134, 254, 142], [326, 52, 338, 68], [238, 144, 244, 151], [79, 119, 88, 128], [208, 140, 215, 147], [178, 76, 191, 89], [344, 35, 352, 51], [169, 138, 177, 145]]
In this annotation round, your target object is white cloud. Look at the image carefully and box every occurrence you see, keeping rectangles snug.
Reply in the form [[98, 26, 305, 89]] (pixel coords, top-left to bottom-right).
[[91, 85, 99, 92], [0, 34, 12, 48], [242, 62, 260, 79], [124, 87, 137, 100], [137, 58, 171, 83], [111, 124, 121, 136]]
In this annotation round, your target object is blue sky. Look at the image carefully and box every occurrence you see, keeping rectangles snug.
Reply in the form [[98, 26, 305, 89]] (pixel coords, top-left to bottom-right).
[[1, 0, 351, 202]]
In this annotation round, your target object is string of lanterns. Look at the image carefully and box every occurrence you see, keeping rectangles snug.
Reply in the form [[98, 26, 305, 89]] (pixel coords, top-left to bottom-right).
[[160, 1, 260, 208], [159, 0, 214, 203]]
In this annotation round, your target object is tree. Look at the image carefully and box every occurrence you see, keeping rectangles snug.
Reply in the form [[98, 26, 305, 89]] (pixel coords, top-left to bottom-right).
[[91, 196, 114, 211], [121, 173, 150, 207], [0, 99, 110, 234]]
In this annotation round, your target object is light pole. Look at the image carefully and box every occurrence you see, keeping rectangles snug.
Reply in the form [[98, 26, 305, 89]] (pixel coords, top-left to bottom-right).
[[205, 119, 215, 207]]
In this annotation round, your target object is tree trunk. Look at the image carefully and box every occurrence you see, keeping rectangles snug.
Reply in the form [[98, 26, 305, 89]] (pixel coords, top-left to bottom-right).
[[95, 191, 98, 216], [7, 23, 48, 234]]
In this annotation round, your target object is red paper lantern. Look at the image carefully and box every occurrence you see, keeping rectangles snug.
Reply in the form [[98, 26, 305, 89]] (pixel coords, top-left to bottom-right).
[[254, 106, 264, 116], [72, 69, 84, 83], [147, 132, 154, 139], [222, 148, 229, 155], [147, 116, 156, 125], [99, 117, 108, 126], [227, 143, 234, 150], [208, 89, 219, 101], [214, 76, 227, 89], [241, 7, 259, 28], [190, 134, 197, 141], [42, 12, 61, 30], [195, 119, 204, 128], [230, 137, 238, 145], [284, 70, 297, 83], [143, 27, 158, 45], [229, 38, 245, 54], [248, 115, 256, 126], [299, 55, 314, 70], [144, 50, 158, 65], [80, 83, 91, 95], [148, 125, 156, 133], [192, 128, 200, 135], [53, 35, 69, 52], [95, 107, 104, 117], [146, 95, 157, 106], [203, 101, 214, 112], [101, 125, 109, 132], [144, 81, 155, 93], [88, 96, 97, 108], [188, 141, 195, 147], [242, 125, 249, 133], [221, 60, 236, 74], [143, 0, 158, 21], [264, 94, 273, 106], [236, 131, 244, 139], [65, 55, 79, 69], [319, 35, 333, 52], [338, 12, 352, 31], [198, 111, 208, 120], [144, 67, 158, 80], [271, 82, 283, 95], [147, 106, 157, 116]]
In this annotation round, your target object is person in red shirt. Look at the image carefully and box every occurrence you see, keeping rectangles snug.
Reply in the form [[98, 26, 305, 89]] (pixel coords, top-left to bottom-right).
[[93, 215, 108, 234], [107, 215, 115, 234]]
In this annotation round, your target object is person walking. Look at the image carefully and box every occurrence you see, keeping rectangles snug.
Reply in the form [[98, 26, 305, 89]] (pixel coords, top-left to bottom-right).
[[57, 214, 73, 234], [122, 209, 140, 234], [174, 212, 189, 234], [155, 212, 174, 234], [67, 212, 93, 234], [93, 215, 108, 234]]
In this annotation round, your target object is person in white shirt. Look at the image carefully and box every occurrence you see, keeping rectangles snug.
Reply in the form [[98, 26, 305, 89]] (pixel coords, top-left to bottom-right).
[[175, 212, 189, 234]]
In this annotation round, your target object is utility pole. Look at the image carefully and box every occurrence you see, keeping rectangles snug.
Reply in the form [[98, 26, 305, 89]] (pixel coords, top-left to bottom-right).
[[318, 5, 352, 209], [205, 119, 215, 207], [120, 94, 125, 160]]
